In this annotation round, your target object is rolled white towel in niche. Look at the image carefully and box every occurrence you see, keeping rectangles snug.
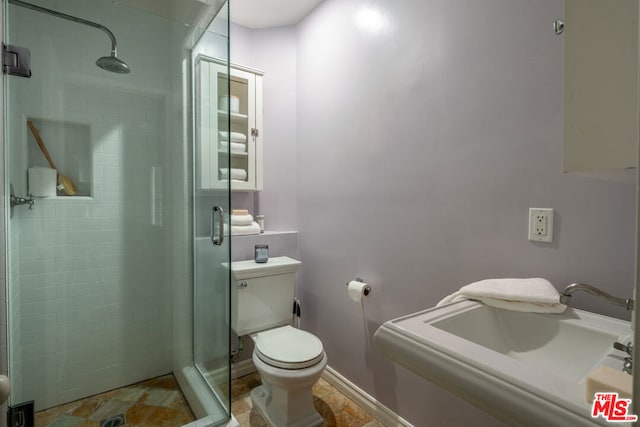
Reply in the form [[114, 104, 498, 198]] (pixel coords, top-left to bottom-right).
[[231, 214, 253, 226], [218, 131, 247, 143], [219, 141, 246, 153], [220, 168, 247, 181], [28, 167, 57, 197]]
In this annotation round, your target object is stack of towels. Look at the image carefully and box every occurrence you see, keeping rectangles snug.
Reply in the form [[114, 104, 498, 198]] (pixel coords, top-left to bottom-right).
[[436, 278, 566, 313], [218, 131, 248, 182], [219, 131, 247, 154], [230, 209, 261, 236], [219, 168, 247, 182]]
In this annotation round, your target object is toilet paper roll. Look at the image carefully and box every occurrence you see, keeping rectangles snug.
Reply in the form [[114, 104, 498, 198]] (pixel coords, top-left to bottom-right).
[[348, 280, 368, 302], [28, 167, 57, 197]]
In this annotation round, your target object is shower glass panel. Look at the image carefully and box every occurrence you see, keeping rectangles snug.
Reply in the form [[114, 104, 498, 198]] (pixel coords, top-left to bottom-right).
[[4, 0, 231, 423], [190, 20, 233, 418]]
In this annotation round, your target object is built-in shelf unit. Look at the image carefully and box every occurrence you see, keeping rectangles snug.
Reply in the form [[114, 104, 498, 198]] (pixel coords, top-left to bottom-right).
[[196, 56, 264, 191]]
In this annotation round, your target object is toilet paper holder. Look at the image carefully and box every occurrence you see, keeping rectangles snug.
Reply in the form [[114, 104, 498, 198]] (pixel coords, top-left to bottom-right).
[[346, 277, 371, 296]]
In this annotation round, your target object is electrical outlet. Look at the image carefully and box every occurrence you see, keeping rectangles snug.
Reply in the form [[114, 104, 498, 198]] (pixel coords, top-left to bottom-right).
[[528, 208, 553, 243], [534, 213, 547, 236]]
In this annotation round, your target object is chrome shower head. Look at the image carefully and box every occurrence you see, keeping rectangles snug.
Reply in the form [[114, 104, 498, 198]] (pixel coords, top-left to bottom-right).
[[96, 54, 130, 74], [9, 0, 131, 74]]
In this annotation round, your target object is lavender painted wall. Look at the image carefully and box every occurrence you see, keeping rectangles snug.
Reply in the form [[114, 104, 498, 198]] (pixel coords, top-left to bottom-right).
[[224, 24, 301, 365], [295, 0, 636, 425], [229, 23, 298, 232]]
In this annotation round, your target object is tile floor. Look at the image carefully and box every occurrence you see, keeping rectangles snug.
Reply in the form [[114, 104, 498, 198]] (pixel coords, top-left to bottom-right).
[[231, 372, 382, 427], [35, 375, 195, 427], [35, 372, 381, 427]]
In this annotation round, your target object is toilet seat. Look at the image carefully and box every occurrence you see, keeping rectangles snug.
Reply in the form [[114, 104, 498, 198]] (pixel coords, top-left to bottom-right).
[[254, 325, 324, 370]]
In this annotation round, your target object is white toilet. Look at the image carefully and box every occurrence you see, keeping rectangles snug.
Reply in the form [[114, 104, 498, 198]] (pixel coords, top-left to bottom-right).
[[231, 256, 327, 427]]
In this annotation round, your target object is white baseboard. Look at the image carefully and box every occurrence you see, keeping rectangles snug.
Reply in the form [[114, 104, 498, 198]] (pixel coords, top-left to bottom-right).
[[231, 358, 256, 379], [321, 366, 413, 427]]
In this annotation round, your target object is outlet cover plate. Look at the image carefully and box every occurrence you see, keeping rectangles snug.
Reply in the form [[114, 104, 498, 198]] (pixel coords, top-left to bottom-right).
[[528, 208, 554, 243]]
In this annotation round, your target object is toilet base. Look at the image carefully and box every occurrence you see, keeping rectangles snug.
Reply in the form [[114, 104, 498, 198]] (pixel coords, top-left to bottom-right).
[[251, 385, 324, 427]]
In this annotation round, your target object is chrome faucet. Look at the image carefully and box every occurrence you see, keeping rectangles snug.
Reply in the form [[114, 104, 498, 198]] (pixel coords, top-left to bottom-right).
[[559, 283, 634, 311], [614, 341, 633, 375], [10, 194, 34, 210]]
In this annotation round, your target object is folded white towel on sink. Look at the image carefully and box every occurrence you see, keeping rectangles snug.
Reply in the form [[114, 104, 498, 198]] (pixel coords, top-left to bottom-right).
[[436, 278, 566, 313]]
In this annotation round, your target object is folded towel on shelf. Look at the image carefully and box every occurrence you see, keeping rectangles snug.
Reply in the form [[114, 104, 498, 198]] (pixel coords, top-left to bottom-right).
[[232, 209, 249, 215], [230, 221, 261, 236], [231, 214, 253, 226], [436, 278, 566, 313], [219, 141, 246, 153], [218, 131, 247, 143], [219, 168, 247, 181]]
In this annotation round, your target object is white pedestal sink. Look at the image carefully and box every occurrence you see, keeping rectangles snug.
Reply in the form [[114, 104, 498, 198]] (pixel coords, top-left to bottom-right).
[[374, 300, 632, 427]]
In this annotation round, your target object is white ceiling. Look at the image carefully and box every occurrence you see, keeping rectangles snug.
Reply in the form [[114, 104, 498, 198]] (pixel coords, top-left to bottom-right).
[[229, 0, 324, 29], [117, 0, 226, 30]]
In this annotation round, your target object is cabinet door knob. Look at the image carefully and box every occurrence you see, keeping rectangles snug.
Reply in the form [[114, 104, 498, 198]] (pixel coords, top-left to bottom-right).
[[251, 128, 259, 138]]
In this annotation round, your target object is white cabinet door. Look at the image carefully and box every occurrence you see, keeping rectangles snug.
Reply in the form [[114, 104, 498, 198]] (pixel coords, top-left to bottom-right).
[[196, 57, 220, 190], [563, 0, 639, 173], [196, 56, 264, 191]]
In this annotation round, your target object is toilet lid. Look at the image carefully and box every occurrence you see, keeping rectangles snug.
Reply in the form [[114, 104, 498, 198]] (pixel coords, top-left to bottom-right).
[[254, 325, 324, 370]]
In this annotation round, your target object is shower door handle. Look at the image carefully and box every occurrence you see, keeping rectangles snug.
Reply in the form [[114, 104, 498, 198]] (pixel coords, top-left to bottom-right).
[[211, 206, 224, 246]]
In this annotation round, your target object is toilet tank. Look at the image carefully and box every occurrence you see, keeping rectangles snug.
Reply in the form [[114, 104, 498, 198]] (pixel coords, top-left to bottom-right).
[[230, 256, 301, 336]]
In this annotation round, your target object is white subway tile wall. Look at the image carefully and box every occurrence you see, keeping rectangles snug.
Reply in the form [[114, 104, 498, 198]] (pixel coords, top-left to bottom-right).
[[9, 82, 173, 410]]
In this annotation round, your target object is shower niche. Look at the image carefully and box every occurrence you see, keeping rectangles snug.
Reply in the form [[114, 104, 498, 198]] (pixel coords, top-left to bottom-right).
[[26, 118, 92, 197]]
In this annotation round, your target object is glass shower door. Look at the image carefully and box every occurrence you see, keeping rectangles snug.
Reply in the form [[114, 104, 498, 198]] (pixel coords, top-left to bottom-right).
[[3, 0, 231, 424], [173, 12, 234, 421]]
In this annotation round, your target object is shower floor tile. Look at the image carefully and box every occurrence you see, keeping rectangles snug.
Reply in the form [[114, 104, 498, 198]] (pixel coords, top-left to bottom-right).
[[35, 374, 195, 427], [230, 373, 380, 427]]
